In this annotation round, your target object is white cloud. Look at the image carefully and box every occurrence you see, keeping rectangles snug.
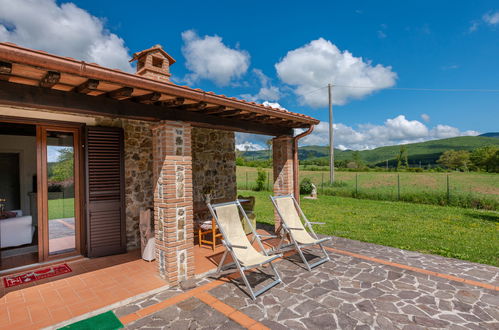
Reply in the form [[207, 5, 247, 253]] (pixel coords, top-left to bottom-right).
[[298, 115, 479, 150], [240, 69, 281, 102], [0, 0, 133, 72], [181, 30, 250, 86], [275, 38, 397, 107], [235, 142, 265, 152], [469, 11, 499, 32], [235, 133, 273, 151], [483, 11, 499, 25], [377, 30, 387, 39], [262, 101, 286, 110], [469, 21, 480, 33], [421, 113, 430, 122]]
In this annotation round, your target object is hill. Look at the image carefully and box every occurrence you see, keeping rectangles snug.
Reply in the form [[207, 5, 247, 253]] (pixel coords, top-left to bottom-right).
[[240, 136, 499, 166], [480, 132, 499, 138]]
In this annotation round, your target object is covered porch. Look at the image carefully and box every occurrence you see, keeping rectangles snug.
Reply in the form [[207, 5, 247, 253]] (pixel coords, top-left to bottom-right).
[[0, 42, 318, 290]]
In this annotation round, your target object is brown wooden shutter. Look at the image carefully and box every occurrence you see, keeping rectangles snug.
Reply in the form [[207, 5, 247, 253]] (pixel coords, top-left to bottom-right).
[[85, 126, 126, 257]]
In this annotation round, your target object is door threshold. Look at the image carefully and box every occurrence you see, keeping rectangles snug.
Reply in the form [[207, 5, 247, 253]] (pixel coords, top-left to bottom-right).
[[0, 255, 84, 276]]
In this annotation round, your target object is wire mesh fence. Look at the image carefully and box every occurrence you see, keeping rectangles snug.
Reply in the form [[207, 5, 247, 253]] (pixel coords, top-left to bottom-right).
[[236, 167, 499, 210]]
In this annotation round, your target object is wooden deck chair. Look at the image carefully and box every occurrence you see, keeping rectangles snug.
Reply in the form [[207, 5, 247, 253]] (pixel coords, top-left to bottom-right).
[[207, 200, 282, 300], [270, 195, 330, 271]]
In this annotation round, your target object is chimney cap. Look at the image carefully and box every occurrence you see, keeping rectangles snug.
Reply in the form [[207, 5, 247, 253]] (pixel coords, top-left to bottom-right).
[[130, 45, 176, 65]]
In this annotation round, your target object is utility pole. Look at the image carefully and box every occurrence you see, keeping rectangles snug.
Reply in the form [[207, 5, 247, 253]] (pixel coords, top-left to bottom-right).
[[328, 83, 335, 183]]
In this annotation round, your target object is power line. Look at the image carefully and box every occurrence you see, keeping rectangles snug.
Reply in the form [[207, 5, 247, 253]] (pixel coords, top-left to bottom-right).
[[332, 84, 499, 93]]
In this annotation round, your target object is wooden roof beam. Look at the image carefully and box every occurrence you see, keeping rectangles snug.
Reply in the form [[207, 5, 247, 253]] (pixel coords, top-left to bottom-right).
[[74, 79, 99, 94], [0, 80, 295, 136], [0, 61, 12, 81], [216, 110, 242, 118], [202, 105, 227, 115], [161, 97, 184, 107], [176, 101, 207, 111], [107, 86, 133, 100], [39, 71, 60, 88], [132, 92, 161, 104]]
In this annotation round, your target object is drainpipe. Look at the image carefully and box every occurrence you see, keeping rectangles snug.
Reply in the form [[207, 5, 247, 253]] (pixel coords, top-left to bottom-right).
[[292, 125, 314, 202]]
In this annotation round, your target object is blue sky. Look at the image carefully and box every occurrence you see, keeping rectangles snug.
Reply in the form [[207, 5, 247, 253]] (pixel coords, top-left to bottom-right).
[[1, 0, 498, 150]]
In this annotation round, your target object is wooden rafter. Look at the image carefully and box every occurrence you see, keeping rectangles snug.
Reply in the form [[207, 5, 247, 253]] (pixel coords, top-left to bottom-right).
[[0, 80, 295, 136], [107, 87, 133, 99], [216, 110, 242, 117], [132, 92, 161, 104], [39, 71, 61, 88], [162, 97, 184, 107], [202, 106, 226, 115], [74, 79, 99, 94], [0, 61, 12, 81], [175, 101, 207, 111]]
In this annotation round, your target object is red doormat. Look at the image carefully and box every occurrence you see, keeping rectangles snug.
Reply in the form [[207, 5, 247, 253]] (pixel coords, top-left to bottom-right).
[[2, 264, 72, 288]]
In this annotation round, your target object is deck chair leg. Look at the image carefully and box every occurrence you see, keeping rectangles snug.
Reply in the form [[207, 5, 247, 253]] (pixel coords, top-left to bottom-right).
[[319, 243, 330, 261], [234, 261, 257, 300], [216, 249, 229, 274], [295, 242, 312, 271]]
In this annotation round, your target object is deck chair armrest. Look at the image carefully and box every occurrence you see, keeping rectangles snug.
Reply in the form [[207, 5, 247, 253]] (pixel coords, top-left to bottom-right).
[[286, 227, 304, 230], [227, 243, 248, 249], [258, 234, 278, 238], [308, 222, 326, 225]]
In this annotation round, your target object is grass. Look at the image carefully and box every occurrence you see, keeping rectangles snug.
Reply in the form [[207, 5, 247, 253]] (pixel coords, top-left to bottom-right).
[[237, 166, 499, 210], [48, 198, 74, 220], [240, 189, 499, 267]]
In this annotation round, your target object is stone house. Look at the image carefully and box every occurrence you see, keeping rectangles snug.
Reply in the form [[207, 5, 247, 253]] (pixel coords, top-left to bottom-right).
[[0, 42, 318, 286]]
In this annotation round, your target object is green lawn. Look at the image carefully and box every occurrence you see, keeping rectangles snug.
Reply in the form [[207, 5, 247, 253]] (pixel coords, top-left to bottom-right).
[[240, 189, 499, 267], [48, 198, 75, 220]]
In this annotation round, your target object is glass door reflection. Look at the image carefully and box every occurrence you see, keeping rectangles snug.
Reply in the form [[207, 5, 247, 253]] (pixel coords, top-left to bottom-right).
[[46, 131, 76, 255]]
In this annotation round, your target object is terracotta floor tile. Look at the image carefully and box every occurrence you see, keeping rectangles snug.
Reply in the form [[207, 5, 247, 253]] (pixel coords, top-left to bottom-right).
[[0, 250, 167, 328], [28, 306, 51, 324], [8, 305, 31, 322], [49, 306, 72, 323]]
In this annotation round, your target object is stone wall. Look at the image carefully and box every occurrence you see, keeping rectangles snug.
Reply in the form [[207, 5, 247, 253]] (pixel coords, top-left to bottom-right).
[[191, 128, 237, 222], [94, 118, 154, 250]]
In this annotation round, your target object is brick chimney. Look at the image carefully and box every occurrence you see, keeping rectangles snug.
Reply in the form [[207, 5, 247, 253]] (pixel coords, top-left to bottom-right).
[[130, 44, 176, 83]]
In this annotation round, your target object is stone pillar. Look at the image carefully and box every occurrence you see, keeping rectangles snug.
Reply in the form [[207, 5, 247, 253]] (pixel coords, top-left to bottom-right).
[[272, 136, 295, 231], [152, 121, 194, 286]]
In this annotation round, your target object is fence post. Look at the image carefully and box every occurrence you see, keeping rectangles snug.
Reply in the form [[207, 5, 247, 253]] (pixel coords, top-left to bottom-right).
[[397, 174, 400, 200], [447, 174, 450, 205], [267, 170, 270, 191], [321, 172, 324, 193], [355, 174, 359, 196], [246, 172, 248, 190]]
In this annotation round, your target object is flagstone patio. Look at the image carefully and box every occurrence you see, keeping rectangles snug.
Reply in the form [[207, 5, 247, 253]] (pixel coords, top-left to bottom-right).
[[114, 237, 498, 330]]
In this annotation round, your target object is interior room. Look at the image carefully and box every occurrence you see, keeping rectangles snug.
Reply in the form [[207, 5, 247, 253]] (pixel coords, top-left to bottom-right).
[[0, 122, 38, 270]]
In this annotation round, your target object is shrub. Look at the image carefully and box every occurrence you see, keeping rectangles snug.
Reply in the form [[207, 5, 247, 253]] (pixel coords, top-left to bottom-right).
[[300, 178, 314, 195], [254, 168, 267, 191]]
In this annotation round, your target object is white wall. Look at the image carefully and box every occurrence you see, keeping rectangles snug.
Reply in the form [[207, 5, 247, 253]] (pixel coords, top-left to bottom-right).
[[0, 135, 37, 215]]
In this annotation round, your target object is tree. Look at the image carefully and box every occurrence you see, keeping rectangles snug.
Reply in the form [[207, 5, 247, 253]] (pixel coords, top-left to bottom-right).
[[437, 150, 470, 171], [470, 146, 499, 172], [397, 145, 409, 170], [350, 151, 364, 169], [49, 148, 74, 183]]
